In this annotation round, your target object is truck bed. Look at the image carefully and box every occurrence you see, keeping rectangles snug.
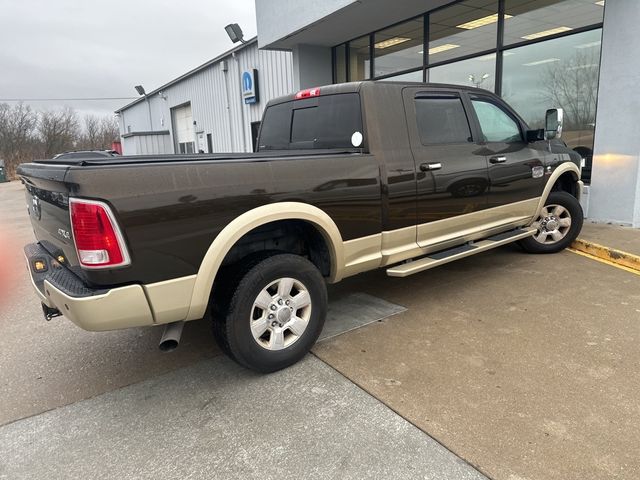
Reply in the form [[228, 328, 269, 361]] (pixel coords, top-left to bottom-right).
[[31, 149, 360, 166], [18, 149, 382, 288]]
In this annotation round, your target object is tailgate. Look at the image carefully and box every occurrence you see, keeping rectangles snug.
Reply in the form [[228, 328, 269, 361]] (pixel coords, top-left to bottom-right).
[[18, 163, 81, 273]]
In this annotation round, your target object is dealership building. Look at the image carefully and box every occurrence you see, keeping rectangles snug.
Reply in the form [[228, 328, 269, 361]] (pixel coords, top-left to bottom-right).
[[116, 39, 293, 155], [118, 0, 640, 227]]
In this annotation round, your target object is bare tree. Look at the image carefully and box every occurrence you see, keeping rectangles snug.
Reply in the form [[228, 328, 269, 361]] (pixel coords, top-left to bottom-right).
[[98, 116, 119, 148], [0, 105, 118, 180], [77, 114, 119, 150], [541, 49, 600, 130], [38, 107, 79, 158], [79, 114, 101, 149], [0, 103, 38, 178]]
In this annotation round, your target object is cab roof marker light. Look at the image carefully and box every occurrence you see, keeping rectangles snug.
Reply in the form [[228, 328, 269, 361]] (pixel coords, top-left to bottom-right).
[[294, 88, 321, 99]]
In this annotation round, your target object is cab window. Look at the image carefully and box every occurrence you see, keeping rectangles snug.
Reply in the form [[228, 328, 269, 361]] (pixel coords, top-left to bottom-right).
[[471, 98, 522, 143], [414, 95, 472, 145], [258, 93, 362, 151]]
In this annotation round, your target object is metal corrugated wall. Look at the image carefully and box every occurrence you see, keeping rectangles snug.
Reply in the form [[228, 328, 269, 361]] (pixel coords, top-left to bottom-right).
[[117, 43, 293, 155]]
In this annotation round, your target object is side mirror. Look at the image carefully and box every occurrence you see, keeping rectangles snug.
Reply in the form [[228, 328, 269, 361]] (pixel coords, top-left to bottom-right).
[[545, 108, 563, 140], [526, 128, 545, 142]]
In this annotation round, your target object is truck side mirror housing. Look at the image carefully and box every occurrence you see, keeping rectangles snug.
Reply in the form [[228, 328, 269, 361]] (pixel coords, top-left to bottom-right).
[[526, 128, 545, 142], [545, 108, 563, 140]]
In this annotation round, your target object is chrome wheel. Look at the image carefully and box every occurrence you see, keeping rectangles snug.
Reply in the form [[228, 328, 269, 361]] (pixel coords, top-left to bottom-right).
[[249, 277, 312, 351], [532, 204, 572, 244]]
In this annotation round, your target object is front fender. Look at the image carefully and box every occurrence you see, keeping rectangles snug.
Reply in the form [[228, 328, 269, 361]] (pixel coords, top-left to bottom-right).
[[533, 162, 581, 219]]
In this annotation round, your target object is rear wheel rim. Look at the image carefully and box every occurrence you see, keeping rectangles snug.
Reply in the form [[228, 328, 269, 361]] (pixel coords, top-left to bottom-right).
[[249, 277, 312, 351], [531, 204, 572, 244]]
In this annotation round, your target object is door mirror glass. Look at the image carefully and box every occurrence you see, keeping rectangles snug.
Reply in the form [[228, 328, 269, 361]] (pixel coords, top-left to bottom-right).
[[545, 108, 563, 140]]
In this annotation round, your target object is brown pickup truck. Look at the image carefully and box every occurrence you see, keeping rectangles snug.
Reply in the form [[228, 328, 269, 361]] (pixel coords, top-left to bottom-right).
[[19, 81, 583, 372]]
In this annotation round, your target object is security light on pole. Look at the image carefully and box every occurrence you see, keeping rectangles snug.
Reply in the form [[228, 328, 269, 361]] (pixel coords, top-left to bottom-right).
[[225, 23, 246, 44], [134, 85, 153, 130]]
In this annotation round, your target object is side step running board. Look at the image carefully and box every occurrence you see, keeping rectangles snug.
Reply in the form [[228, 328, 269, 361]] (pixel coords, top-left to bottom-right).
[[386, 228, 536, 278]]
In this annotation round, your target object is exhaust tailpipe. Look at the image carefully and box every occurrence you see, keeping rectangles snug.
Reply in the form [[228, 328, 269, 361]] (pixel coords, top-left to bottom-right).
[[159, 321, 184, 352]]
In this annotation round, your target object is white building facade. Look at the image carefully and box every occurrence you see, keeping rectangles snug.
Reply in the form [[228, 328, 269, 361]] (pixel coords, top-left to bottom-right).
[[255, 0, 640, 227], [116, 39, 293, 155]]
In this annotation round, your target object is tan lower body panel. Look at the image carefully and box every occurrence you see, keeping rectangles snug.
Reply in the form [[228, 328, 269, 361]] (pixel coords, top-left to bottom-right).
[[143, 275, 197, 325], [43, 280, 154, 331], [417, 198, 539, 250], [342, 198, 540, 278]]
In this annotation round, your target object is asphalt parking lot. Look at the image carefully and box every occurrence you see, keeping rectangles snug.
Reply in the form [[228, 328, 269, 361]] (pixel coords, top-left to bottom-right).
[[1, 180, 639, 480]]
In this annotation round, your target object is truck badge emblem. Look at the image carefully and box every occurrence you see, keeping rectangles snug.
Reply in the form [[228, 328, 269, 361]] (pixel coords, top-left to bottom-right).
[[532, 166, 544, 179]]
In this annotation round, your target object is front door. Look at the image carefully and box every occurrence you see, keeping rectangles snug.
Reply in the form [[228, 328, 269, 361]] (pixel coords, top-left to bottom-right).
[[467, 94, 547, 208], [402, 88, 490, 247]]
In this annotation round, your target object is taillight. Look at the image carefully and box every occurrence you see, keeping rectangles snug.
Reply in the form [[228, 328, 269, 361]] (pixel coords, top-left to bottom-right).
[[69, 198, 130, 269], [294, 87, 321, 99]]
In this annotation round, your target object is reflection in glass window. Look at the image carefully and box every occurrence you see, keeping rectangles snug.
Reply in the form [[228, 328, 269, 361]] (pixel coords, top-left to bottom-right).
[[383, 69, 423, 82], [504, 0, 604, 46], [428, 53, 496, 91], [374, 18, 424, 77], [335, 44, 347, 83], [348, 36, 371, 81], [502, 28, 602, 154], [429, 0, 498, 65], [471, 98, 522, 143], [415, 96, 472, 145]]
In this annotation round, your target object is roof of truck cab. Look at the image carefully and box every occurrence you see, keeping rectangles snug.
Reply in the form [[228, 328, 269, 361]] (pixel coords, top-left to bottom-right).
[[267, 81, 496, 106]]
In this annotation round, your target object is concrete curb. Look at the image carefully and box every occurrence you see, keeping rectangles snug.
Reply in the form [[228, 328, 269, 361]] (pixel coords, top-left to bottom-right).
[[571, 239, 640, 272]]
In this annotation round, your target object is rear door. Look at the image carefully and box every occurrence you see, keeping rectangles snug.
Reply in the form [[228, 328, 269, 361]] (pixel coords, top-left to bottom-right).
[[466, 94, 547, 208], [402, 88, 490, 247]]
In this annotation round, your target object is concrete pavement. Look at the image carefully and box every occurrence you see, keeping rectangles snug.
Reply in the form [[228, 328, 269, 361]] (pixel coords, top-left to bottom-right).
[[3, 179, 640, 479], [0, 355, 486, 480], [316, 247, 640, 480], [579, 221, 640, 257]]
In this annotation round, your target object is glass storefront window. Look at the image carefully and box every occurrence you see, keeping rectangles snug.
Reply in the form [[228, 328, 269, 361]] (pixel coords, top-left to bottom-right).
[[428, 53, 496, 91], [335, 44, 347, 83], [429, 0, 498, 65], [383, 69, 424, 82], [348, 35, 371, 81], [374, 17, 424, 77], [504, 0, 604, 46], [502, 28, 602, 159]]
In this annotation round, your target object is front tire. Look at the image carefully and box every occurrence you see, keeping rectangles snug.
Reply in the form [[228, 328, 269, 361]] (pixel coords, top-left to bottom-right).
[[212, 253, 327, 373], [519, 191, 583, 254]]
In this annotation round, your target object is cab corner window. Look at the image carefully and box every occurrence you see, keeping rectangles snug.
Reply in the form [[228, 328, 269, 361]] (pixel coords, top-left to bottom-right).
[[414, 95, 472, 145], [471, 99, 522, 143]]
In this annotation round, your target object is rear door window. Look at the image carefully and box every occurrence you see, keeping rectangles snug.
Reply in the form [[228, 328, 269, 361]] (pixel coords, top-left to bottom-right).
[[414, 95, 472, 145], [259, 93, 363, 150]]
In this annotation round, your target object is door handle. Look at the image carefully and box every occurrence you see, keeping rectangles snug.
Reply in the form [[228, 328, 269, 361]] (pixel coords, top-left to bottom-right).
[[420, 162, 442, 171], [489, 156, 507, 164]]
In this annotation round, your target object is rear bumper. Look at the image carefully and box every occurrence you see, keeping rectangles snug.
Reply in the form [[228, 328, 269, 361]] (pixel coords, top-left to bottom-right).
[[24, 243, 154, 331]]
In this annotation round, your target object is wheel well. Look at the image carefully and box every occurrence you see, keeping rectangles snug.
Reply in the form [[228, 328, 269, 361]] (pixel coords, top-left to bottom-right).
[[551, 171, 579, 198], [220, 219, 332, 277]]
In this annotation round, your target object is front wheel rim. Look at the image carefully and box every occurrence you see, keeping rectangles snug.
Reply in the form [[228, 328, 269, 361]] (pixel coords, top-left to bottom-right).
[[531, 204, 572, 244], [249, 277, 312, 351]]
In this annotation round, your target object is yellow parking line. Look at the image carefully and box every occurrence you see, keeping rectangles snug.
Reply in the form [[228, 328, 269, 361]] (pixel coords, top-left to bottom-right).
[[567, 248, 640, 276]]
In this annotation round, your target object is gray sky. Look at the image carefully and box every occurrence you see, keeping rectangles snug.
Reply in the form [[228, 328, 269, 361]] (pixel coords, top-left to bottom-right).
[[0, 0, 257, 121]]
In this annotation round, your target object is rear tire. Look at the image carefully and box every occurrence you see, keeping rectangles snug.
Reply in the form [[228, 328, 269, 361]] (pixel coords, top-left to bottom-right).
[[519, 191, 583, 254], [212, 253, 327, 373]]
